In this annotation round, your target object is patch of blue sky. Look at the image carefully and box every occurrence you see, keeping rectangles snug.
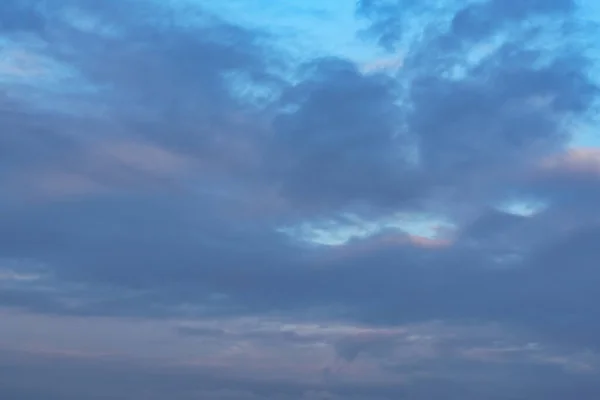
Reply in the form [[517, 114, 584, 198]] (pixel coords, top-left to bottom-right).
[[495, 198, 548, 217], [572, 0, 600, 148], [188, 0, 385, 64], [570, 119, 600, 148], [279, 211, 454, 246]]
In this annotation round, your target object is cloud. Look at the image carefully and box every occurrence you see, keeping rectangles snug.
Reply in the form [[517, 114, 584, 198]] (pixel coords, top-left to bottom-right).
[[1, 0, 600, 398], [360, 53, 404, 73], [0, 269, 41, 282], [0, 0, 45, 34], [12, 138, 195, 201], [268, 57, 417, 210], [449, 0, 574, 40], [0, 48, 48, 79], [2, 312, 599, 399], [357, 0, 578, 49], [539, 147, 600, 178]]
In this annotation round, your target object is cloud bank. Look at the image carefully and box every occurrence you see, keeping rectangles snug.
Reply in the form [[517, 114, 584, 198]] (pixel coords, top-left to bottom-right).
[[1, 0, 599, 398]]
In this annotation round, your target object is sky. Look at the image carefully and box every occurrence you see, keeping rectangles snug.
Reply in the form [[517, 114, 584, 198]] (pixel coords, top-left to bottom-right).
[[1, 0, 600, 399]]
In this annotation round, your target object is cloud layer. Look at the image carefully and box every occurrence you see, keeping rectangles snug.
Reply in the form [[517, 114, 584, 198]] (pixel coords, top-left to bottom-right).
[[1, 0, 600, 398]]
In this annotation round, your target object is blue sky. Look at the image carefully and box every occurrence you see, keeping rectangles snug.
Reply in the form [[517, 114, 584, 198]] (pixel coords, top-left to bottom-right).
[[2, 1, 600, 399], [198, 0, 384, 63]]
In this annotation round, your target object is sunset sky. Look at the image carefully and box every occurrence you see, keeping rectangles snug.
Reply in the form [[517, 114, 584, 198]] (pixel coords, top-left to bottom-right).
[[1, 1, 600, 399]]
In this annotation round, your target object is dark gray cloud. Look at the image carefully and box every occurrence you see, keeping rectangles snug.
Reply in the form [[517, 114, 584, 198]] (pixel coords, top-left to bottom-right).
[[269, 57, 420, 210]]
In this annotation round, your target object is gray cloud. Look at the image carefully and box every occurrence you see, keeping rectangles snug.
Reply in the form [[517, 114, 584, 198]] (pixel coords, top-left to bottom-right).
[[357, 0, 578, 49], [269, 58, 419, 210], [449, 0, 574, 40]]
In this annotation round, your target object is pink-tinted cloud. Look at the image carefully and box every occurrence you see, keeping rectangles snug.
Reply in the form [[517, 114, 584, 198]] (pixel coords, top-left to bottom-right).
[[539, 147, 600, 175]]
